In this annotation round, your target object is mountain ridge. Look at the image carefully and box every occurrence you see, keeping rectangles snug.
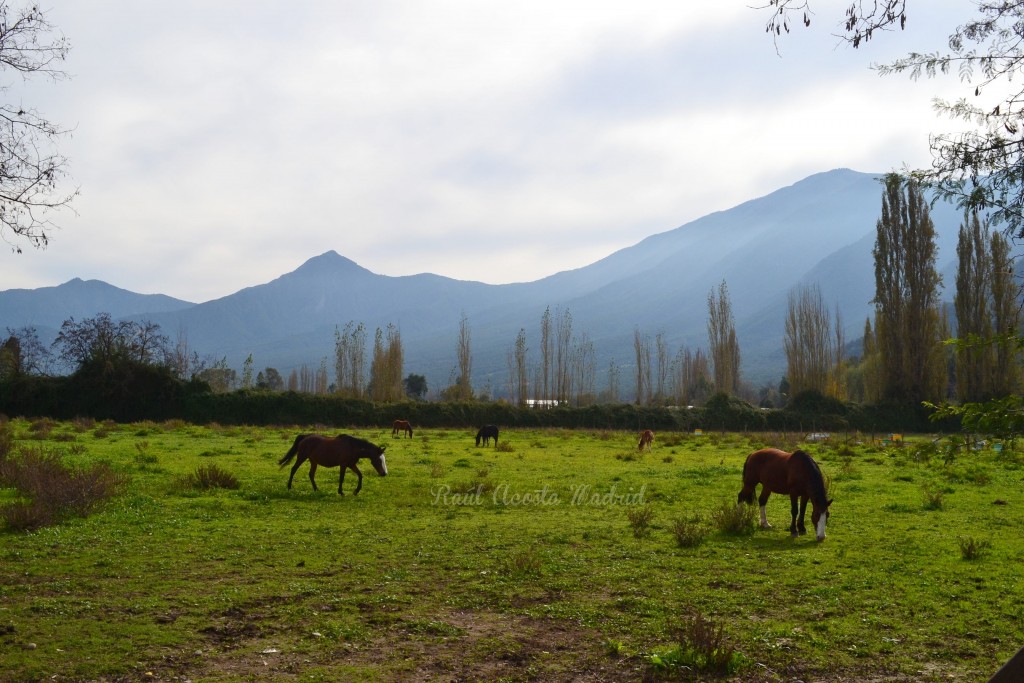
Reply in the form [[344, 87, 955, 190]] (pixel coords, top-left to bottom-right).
[[0, 169, 991, 395]]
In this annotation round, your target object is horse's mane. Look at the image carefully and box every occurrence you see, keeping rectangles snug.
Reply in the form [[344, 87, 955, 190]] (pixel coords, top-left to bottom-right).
[[791, 449, 829, 506], [336, 433, 382, 452]]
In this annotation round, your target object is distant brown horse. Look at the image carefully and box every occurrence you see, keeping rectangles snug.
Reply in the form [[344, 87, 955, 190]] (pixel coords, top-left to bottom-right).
[[392, 419, 413, 438], [738, 448, 832, 541], [278, 434, 387, 495], [638, 430, 654, 452]]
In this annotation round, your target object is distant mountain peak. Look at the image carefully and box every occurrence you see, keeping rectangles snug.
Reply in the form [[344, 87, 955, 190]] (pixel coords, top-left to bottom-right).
[[294, 250, 367, 274]]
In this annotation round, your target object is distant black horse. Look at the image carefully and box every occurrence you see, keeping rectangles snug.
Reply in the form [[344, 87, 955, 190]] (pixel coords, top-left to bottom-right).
[[475, 424, 499, 447]]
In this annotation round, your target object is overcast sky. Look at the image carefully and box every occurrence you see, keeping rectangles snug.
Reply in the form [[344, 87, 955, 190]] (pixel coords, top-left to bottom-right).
[[0, 1, 976, 303]]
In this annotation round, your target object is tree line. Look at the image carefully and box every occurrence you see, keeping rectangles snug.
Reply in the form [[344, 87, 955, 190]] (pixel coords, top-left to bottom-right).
[[1, 176, 1020, 417]]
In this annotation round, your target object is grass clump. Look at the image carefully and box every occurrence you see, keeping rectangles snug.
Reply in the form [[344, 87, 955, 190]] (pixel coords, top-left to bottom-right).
[[669, 514, 705, 548], [712, 499, 756, 535], [959, 536, 992, 561], [502, 547, 542, 578], [627, 505, 655, 538], [648, 612, 746, 676], [922, 484, 945, 510], [180, 463, 240, 490]]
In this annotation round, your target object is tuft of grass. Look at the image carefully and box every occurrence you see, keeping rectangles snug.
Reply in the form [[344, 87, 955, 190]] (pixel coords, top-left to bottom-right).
[[959, 536, 991, 561], [495, 441, 514, 453], [712, 499, 756, 535], [502, 547, 542, 578], [669, 514, 706, 548], [922, 484, 945, 510], [180, 463, 240, 490], [603, 638, 626, 658], [626, 505, 655, 538], [450, 469, 495, 495], [649, 612, 746, 676]]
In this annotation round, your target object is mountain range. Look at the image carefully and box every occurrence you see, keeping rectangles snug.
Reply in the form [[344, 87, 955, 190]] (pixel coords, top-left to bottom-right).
[[0, 168, 995, 397]]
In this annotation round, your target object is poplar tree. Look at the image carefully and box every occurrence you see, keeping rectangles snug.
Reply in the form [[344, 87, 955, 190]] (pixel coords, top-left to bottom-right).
[[872, 174, 945, 403], [334, 321, 366, 398], [539, 306, 552, 402], [633, 328, 651, 405], [783, 283, 835, 397], [707, 280, 741, 395], [507, 328, 529, 406], [954, 212, 993, 401], [455, 312, 473, 400], [555, 307, 573, 403], [989, 232, 1021, 396]]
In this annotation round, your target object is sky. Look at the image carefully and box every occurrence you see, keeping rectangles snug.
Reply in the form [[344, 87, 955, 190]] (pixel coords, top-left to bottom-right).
[[0, 1, 978, 303]]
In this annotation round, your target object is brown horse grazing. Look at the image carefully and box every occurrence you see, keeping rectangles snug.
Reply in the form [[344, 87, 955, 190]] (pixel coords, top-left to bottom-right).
[[475, 425, 499, 447], [738, 448, 832, 541], [278, 434, 387, 495], [638, 429, 654, 452], [392, 419, 413, 438]]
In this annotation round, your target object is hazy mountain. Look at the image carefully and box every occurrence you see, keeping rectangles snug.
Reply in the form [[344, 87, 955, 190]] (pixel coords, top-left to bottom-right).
[[0, 278, 194, 347], [0, 169, 992, 396]]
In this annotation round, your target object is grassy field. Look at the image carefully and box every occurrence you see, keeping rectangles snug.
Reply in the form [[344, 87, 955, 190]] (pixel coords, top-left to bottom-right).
[[0, 418, 1022, 682]]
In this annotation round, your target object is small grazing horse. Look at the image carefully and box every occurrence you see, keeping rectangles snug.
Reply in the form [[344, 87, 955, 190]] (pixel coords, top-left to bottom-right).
[[392, 419, 413, 438], [475, 424, 499, 447], [278, 433, 387, 495], [738, 448, 832, 541], [638, 429, 654, 452]]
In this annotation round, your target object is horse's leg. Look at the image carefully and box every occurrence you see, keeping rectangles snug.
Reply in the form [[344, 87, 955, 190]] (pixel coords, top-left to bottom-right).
[[789, 494, 800, 537], [308, 462, 319, 492], [288, 454, 306, 490], [758, 488, 773, 529], [796, 496, 809, 536], [350, 464, 363, 495]]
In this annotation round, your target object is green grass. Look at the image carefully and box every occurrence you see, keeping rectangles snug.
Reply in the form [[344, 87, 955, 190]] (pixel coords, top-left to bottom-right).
[[0, 420, 1022, 681]]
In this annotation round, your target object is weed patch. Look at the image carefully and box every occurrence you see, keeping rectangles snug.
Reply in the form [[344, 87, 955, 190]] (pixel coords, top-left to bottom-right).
[[0, 445, 124, 531]]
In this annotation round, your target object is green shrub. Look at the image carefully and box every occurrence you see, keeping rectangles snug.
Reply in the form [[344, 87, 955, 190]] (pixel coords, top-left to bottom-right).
[[0, 445, 124, 531], [669, 515, 705, 548], [627, 505, 655, 538], [712, 499, 756, 535]]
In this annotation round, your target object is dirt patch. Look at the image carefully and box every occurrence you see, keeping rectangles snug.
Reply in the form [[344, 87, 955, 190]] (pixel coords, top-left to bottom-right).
[[141, 608, 647, 682]]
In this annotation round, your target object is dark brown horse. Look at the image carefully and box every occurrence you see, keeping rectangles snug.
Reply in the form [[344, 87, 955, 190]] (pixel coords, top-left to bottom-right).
[[278, 434, 387, 495], [475, 425, 499, 447], [392, 419, 413, 438], [638, 429, 654, 452], [738, 448, 832, 541]]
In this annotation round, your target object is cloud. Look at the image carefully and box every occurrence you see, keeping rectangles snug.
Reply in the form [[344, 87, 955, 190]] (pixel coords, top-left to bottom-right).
[[0, 0, 977, 301]]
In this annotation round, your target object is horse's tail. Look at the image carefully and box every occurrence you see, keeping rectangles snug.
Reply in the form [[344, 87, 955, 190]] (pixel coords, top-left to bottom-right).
[[738, 451, 756, 504], [278, 434, 309, 468]]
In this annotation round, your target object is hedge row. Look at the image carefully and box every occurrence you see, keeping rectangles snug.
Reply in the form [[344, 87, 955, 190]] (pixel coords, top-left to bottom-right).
[[0, 367, 959, 434]]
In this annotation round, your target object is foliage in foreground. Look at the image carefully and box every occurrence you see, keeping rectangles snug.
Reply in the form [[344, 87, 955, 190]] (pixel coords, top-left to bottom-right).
[[0, 427, 123, 531]]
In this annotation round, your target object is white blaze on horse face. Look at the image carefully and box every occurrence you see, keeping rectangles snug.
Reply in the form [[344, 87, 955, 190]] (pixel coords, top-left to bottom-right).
[[816, 512, 827, 541], [378, 454, 388, 476]]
